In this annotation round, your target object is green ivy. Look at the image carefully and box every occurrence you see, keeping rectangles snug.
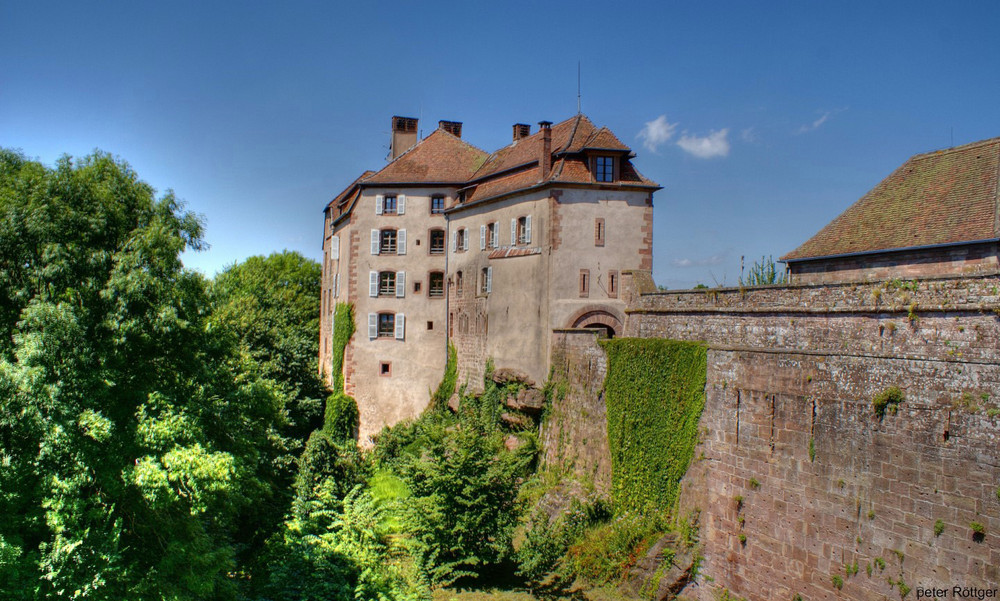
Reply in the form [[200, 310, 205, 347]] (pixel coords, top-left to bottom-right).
[[601, 339, 707, 514], [430, 343, 458, 409], [330, 302, 355, 393]]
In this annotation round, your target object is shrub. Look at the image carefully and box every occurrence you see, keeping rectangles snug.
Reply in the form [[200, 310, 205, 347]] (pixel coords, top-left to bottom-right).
[[873, 387, 905, 418]]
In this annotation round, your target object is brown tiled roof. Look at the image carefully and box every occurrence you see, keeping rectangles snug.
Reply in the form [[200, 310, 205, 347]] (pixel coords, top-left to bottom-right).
[[488, 246, 542, 259], [329, 171, 374, 210], [582, 127, 630, 151], [782, 137, 1000, 261], [364, 129, 489, 184], [464, 167, 544, 204], [471, 115, 588, 180]]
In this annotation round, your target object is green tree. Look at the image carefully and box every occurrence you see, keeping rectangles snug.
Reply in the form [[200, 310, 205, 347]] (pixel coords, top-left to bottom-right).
[[0, 149, 292, 600]]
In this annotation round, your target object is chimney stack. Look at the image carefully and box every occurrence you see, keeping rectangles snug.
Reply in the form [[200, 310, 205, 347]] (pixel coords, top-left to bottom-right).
[[539, 121, 552, 177], [438, 120, 463, 138], [513, 123, 531, 142], [390, 116, 418, 160]]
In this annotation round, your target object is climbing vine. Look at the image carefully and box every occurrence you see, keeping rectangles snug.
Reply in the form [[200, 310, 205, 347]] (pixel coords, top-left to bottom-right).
[[601, 338, 707, 514], [330, 302, 355, 393]]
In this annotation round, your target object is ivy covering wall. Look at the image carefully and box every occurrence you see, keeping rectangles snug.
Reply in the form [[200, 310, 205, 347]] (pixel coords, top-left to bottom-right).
[[601, 338, 707, 514]]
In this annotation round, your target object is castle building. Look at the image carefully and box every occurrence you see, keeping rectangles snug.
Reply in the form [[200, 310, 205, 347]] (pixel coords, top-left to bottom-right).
[[782, 136, 1000, 283], [320, 115, 659, 440]]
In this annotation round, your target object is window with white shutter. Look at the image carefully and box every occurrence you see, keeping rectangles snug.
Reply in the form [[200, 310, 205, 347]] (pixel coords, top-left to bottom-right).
[[486, 266, 493, 293], [396, 271, 405, 297], [370, 230, 379, 255], [480, 225, 486, 250], [368, 313, 377, 339], [398, 229, 407, 255], [369, 271, 378, 297], [525, 215, 532, 244], [394, 313, 405, 340], [375, 195, 384, 215], [398, 195, 406, 215], [510, 218, 517, 246], [330, 235, 339, 259], [334, 274, 340, 298]]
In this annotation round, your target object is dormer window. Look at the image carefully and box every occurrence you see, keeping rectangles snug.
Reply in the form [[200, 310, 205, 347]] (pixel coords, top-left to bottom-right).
[[595, 156, 614, 182]]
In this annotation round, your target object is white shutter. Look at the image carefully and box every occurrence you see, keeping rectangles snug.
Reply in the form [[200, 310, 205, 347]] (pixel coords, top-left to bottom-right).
[[451, 231, 457, 252], [398, 194, 406, 215], [376, 195, 384, 215], [525, 215, 532, 244], [369, 271, 378, 297], [491, 223, 499, 248], [371, 230, 379, 255], [486, 266, 493, 293], [462, 230, 469, 251], [395, 313, 405, 340], [511, 218, 517, 245], [330, 235, 340, 260], [480, 225, 487, 250], [397, 229, 406, 255], [368, 313, 377, 339], [396, 271, 405, 297]]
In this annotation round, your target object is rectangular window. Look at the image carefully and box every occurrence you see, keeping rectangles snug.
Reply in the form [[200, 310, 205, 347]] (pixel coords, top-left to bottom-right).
[[608, 270, 618, 298], [456, 271, 464, 297], [429, 272, 445, 298], [383, 195, 398, 215], [579, 269, 590, 298], [379, 361, 392, 376], [378, 271, 396, 296], [431, 197, 445, 214], [414, 281, 422, 293], [429, 229, 446, 254], [377, 313, 395, 337], [488, 222, 498, 248], [456, 228, 467, 251], [595, 157, 614, 182], [516, 216, 531, 245], [480, 266, 492, 294], [595, 218, 605, 246], [380, 229, 397, 253]]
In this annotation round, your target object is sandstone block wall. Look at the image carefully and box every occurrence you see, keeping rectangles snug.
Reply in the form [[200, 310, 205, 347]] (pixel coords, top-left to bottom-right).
[[626, 273, 1000, 600]]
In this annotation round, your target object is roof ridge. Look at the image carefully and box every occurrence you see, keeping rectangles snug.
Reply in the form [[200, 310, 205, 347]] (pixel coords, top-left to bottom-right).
[[910, 135, 1000, 162]]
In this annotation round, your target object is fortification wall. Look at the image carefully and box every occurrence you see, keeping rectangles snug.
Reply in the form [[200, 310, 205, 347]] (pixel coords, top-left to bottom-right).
[[626, 274, 1000, 600]]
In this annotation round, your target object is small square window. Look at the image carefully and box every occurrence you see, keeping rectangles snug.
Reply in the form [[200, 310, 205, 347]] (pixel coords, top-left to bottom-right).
[[414, 281, 422, 293], [379, 361, 391, 376], [427, 321, 434, 330]]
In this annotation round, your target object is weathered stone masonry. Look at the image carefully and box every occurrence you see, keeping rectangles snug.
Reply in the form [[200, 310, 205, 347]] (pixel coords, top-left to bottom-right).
[[621, 273, 1000, 600]]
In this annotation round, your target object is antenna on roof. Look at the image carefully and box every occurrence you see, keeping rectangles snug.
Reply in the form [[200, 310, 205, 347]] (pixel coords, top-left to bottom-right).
[[577, 61, 582, 114]]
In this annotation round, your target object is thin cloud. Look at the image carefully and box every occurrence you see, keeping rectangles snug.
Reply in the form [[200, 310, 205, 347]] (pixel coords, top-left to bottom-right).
[[796, 108, 846, 134], [741, 127, 758, 143], [677, 129, 730, 159], [670, 253, 727, 268], [637, 115, 678, 152]]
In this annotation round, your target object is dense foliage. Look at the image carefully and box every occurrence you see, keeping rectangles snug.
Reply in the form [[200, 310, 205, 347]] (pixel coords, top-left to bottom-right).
[[0, 150, 322, 600], [601, 338, 707, 514]]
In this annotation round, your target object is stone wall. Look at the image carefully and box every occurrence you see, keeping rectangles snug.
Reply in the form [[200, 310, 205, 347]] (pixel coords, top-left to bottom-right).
[[623, 272, 1000, 600], [542, 329, 613, 493]]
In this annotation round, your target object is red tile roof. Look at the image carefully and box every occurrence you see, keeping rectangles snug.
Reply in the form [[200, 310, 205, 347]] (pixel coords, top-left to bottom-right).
[[782, 137, 1000, 261], [334, 114, 659, 216], [364, 129, 489, 184]]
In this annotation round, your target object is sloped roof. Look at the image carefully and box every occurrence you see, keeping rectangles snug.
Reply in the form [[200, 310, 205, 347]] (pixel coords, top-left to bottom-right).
[[782, 137, 1000, 261], [582, 126, 631, 151], [364, 129, 489, 184]]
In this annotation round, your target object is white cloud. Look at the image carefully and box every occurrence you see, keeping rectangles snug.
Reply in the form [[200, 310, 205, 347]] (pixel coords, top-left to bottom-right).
[[677, 129, 730, 159], [796, 108, 846, 134], [670, 253, 726, 268], [741, 127, 758, 143], [637, 115, 678, 152]]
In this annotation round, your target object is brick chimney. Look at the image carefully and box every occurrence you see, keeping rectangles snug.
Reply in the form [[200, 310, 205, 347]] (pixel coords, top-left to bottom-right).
[[538, 121, 552, 177], [513, 123, 530, 142], [390, 116, 418, 160], [438, 120, 463, 138]]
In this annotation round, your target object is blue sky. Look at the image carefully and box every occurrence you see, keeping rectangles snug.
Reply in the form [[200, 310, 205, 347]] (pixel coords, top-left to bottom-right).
[[4, 1, 1000, 289]]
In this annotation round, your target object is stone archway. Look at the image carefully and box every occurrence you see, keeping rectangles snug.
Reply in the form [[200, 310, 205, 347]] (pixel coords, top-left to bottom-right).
[[566, 306, 624, 338]]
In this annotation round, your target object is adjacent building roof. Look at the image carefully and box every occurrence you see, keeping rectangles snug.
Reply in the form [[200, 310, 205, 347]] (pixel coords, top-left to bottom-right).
[[782, 136, 1000, 262]]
